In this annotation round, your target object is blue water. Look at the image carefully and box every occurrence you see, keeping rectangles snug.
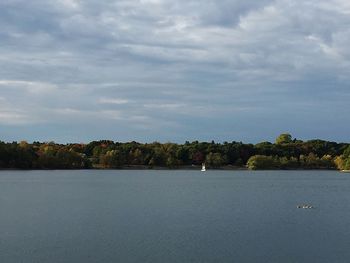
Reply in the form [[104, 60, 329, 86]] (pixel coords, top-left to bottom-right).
[[1, 170, 350, 263]]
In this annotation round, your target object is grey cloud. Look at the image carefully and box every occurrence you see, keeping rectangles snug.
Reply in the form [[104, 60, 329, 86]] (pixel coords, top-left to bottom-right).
[[0, 0, 350, 143]]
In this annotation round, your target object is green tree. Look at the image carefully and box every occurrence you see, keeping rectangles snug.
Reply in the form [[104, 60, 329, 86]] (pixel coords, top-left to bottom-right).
[[275, 133, 292, 144], [247, 155, 279, 170], [344, 159, 350, 170], [336, 146, 350, 170], [343, 145, 350, 159], [206, 152, 225, 168], [176, 147, 190, 165], [129, 148, 144, 165], [100, 150, 125, 168]]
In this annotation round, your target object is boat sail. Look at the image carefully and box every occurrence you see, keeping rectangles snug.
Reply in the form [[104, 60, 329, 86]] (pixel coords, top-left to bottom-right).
[[201, 163, 206, 172]]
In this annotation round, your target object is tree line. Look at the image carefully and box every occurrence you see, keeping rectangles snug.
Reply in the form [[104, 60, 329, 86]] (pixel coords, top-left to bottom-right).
[[0, 134, 350, 170]]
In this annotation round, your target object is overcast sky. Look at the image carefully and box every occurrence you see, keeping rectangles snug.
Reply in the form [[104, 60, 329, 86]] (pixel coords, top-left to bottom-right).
[[0, 0, 350, 143]]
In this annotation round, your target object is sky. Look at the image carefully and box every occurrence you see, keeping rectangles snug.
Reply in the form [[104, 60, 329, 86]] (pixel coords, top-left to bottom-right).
[[0, 0, 350, 144]]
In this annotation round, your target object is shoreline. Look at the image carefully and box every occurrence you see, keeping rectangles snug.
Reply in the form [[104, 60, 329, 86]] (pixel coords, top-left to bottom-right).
[[0, 166, 340, 171]]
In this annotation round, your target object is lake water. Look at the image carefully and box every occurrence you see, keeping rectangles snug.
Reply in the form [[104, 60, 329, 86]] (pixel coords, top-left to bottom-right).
[[1, 170, 350, 263]]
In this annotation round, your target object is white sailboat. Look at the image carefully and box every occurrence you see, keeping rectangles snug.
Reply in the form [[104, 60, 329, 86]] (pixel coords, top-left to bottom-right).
[[201, 163, 206, 172]]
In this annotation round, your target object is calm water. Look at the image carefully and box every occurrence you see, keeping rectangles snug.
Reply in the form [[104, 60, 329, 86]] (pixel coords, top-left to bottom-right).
[[1, 170, 350, 263]]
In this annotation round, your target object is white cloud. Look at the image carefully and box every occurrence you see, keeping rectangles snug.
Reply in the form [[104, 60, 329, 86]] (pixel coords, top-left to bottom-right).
[[143, 103, 184, 109], [98, 97, 129, 104], [59, 0, 80, 9], [99, 110, 122, 120], [139, 0, 163, 5], [0, 80, 57, 94], [0, 111, 29, 125], [0, 99, 41, 125]]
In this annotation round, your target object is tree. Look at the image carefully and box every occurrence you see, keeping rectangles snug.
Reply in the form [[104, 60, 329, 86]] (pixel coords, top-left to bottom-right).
[[129, 148, 144, 165], [334, 156, 344, 170], [343, 145, 350, 159], [192, 151, 204, 165], [206, 152, 225, 168], [275, 133, 292, 144], [0, 138, 347, 170], [166, 156, 178, 168], [344, 159, 350, 170], [320, 155, 334, 169], [246, 155, 279, 170], [100, 150, 125, 168], [176, 147, 189, 165], [335, 146, 350, 170]]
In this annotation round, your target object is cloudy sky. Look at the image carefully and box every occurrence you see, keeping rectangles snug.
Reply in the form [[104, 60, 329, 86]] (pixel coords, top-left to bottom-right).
[[0, 0, 350, 143]]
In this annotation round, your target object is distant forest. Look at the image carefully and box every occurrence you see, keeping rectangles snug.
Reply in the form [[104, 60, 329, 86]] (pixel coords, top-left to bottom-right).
[[1, 134, 350, 170]]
